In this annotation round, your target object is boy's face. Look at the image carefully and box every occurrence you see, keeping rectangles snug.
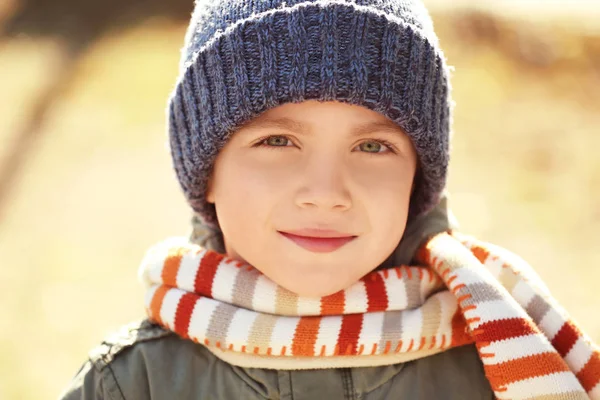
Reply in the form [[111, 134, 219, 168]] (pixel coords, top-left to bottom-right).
[[206, 100, 417, 297]]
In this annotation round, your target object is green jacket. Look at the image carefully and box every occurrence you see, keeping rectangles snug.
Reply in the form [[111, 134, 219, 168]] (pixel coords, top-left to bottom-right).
[[59, 196, 494, 400], [59, 319, 492, 400]]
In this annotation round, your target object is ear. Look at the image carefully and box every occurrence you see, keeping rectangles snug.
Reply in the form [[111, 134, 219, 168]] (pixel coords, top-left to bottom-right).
[[206, 176, 215, 204], [410, 166, 420, 196]]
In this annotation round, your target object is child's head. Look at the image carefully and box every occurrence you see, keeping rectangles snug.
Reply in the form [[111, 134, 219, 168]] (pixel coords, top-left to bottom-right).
[[168, 0, 451, 296]]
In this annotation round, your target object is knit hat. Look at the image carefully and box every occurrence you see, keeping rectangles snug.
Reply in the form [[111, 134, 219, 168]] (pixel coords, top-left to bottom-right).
[[168, 0, 453, 228]]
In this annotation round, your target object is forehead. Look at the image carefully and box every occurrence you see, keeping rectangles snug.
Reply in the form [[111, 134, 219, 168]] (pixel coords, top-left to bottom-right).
[[238, 101, 408, 138]]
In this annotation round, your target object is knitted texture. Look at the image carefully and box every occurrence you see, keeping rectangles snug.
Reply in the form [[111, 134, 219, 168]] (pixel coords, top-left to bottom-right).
[[139, 232, 600, 399], [168, 0, 452, 227]]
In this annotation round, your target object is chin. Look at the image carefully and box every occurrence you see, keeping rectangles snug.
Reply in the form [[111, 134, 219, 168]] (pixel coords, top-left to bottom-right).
[[263, 254, 373, 298], [279, 276, 353, 298], [289, 286, 341, 298]]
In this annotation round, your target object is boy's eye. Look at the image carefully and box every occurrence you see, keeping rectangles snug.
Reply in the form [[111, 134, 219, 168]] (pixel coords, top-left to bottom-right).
[[255, 136, 395, 154], [260, 135, 292, 147], [356, 140, 391, 154]]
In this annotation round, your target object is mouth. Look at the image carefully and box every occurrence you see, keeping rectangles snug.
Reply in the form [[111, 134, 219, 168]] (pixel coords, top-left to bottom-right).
[[278, 229, 357, 253]]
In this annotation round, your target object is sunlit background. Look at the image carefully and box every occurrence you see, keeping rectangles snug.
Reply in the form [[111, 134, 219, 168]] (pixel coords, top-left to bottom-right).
[[0, 0, 599, 398]]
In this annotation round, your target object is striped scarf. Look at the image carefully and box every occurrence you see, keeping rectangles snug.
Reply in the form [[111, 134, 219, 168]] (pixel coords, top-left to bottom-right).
[[139, 231, 600, 399]]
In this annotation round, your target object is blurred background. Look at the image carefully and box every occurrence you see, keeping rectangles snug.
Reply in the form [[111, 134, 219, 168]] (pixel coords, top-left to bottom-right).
[[0, 0, 599, 398]]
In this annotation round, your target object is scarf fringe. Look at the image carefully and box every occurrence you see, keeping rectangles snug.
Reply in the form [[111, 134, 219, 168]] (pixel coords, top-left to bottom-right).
[[417, 232, 600, 399]]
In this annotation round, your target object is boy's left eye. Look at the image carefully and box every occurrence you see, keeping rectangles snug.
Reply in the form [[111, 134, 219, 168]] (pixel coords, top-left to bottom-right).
[[354, 140, 394, 154], [357, 141, 384, 153]]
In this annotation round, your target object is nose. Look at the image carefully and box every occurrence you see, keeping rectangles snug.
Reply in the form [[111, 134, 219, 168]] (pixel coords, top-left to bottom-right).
[[294, 156, 352, 212]]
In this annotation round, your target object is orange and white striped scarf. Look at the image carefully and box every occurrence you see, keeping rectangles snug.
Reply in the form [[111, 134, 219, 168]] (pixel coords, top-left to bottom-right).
[[139, 231, 600, 399]]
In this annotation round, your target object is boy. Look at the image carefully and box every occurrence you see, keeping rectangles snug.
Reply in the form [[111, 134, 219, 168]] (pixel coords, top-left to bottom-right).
[[60, 0, 600, 399]]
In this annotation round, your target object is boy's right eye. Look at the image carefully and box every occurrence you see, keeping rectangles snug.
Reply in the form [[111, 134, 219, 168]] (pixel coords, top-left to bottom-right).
[[255, 135, 294, 148]]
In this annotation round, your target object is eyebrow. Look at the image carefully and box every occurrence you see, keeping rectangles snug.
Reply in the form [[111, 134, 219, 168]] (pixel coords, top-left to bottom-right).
[[241, 117, 406, 138], [240, 117, 308, 135], [352, 120, 407, 138]]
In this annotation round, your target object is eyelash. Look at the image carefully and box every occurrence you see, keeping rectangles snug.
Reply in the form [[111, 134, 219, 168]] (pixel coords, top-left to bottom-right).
[[252, 135, 398, 155]]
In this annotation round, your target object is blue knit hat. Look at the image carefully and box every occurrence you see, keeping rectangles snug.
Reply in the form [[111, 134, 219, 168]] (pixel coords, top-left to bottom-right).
[[169, 0, 452, 229]]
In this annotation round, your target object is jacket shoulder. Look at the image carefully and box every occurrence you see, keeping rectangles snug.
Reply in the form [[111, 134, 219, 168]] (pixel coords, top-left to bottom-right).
[[58, 319, 173, 400], [87, 318, 172, 372]]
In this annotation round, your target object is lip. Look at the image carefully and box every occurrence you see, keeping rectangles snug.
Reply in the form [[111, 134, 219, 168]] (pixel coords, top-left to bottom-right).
[[278, 229, 357, 253]]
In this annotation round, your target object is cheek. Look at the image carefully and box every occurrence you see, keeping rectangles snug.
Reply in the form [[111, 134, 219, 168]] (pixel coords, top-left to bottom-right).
[[353, 161, 415, 204], [211, 154, 284, 234], [354, 163, 414, 234], [219, 153, 293, 196], [368, 184, 412, 233]]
